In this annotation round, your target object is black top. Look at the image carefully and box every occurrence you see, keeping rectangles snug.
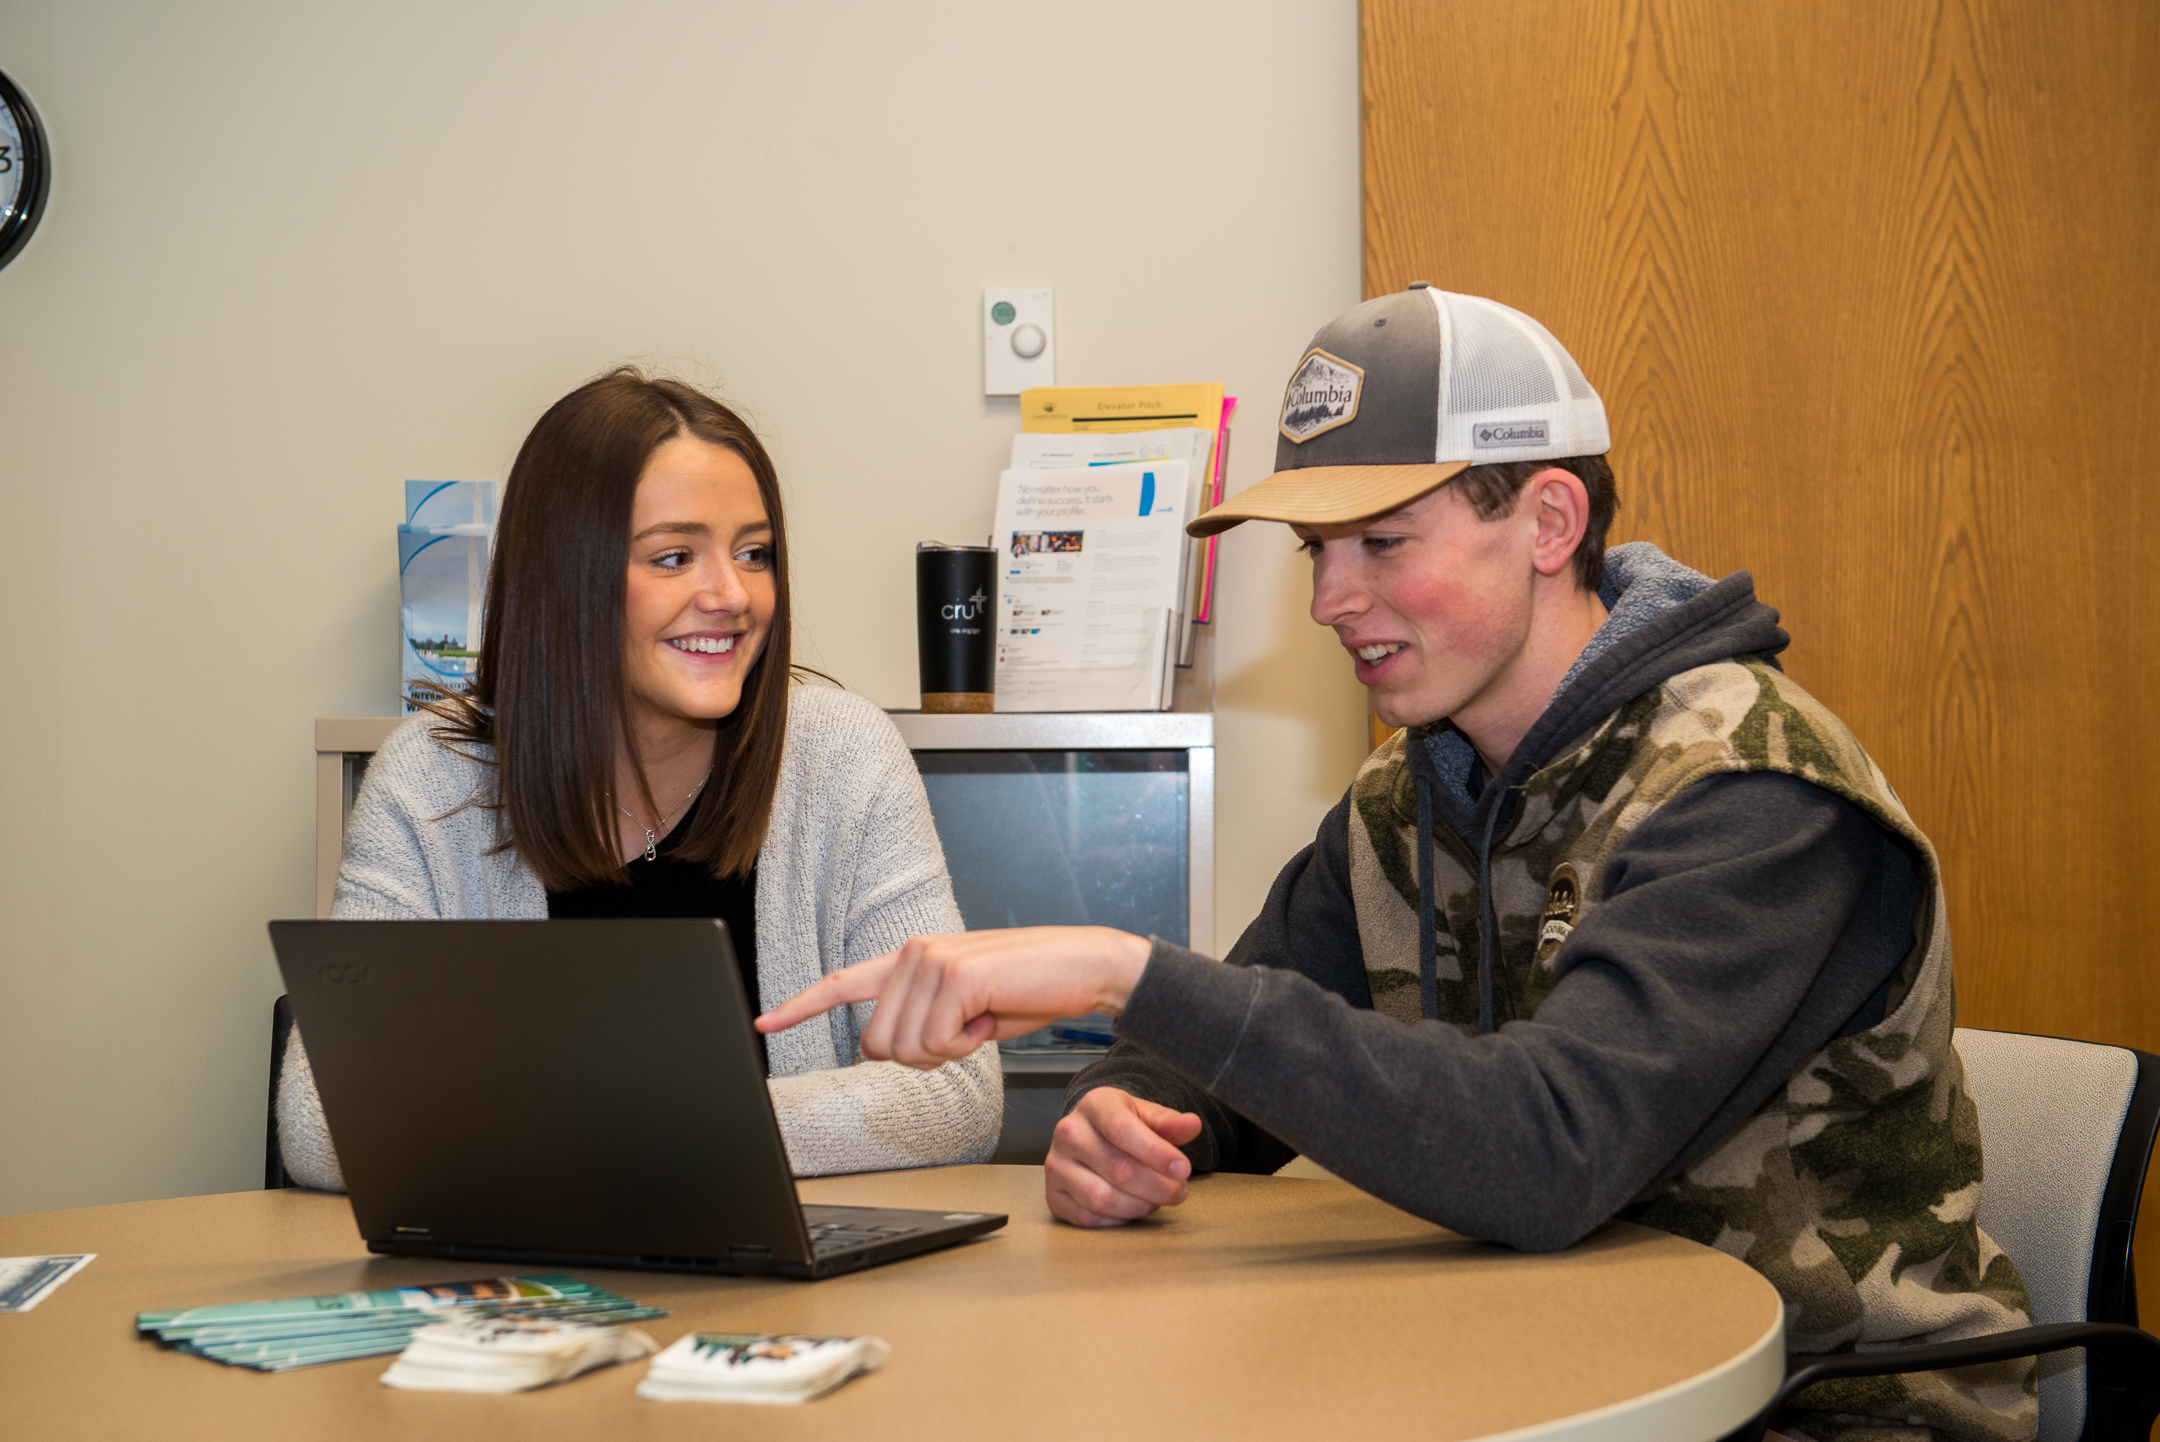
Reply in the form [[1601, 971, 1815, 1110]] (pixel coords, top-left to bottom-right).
[[545, 789, 759, 1013]]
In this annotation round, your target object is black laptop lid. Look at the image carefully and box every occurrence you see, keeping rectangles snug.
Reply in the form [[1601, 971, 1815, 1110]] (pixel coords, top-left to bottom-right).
[[270, 918, 811, 1265]]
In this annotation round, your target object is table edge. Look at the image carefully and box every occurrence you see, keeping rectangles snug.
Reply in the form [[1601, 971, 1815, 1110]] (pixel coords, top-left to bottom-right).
[[1481, 1304, 1785, 1442]]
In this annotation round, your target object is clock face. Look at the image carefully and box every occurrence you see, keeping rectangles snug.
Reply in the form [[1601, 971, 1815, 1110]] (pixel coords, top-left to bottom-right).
[[0, 106, 20, 215], [0, 68, 50, 272]]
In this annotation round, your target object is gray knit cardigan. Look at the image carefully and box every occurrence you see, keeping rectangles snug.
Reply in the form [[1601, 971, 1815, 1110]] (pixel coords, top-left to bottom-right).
[[276, 684, 1001, 1188]]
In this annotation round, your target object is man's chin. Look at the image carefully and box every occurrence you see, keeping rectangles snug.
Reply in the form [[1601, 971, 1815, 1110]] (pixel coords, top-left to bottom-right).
[[1368, 696, 1414, 731], [1367, 687, 1446, 733]]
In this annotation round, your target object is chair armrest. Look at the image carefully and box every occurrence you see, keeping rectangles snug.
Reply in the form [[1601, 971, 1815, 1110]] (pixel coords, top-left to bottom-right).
[[1726, 1322, 2160, 1442]]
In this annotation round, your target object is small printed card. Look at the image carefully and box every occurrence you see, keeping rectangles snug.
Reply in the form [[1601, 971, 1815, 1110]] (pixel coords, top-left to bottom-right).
[[0, 1254, 94, 1313], [381, 1314, 658, 1392], [636, 1332, 890, 1404]]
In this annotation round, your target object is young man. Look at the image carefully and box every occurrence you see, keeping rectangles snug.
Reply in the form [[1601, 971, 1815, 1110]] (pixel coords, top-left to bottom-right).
[[763, 287, 2034, 1442]]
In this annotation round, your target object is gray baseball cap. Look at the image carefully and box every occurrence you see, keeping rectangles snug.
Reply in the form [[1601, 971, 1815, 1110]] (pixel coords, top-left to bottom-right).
[[1188, 285, 1610, 537]]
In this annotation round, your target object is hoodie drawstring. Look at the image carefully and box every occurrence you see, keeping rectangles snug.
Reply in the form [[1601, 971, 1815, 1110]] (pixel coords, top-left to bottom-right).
[[1415, 771, 1438, 1021], [1475, 789, 1508, 1036], [1415, 754, 1509, 1034], [1408, 751, 1512, 1031]]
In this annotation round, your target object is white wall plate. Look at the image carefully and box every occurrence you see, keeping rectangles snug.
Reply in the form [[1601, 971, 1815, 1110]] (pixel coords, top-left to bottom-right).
[[984, 288, 1054, 396]]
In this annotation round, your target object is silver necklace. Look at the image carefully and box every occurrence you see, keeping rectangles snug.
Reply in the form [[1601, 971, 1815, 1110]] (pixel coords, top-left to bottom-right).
[[617, 771, 712, 863]]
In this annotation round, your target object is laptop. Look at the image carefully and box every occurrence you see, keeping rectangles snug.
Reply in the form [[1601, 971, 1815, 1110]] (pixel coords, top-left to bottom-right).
[[269, 918, 1005, 1280]]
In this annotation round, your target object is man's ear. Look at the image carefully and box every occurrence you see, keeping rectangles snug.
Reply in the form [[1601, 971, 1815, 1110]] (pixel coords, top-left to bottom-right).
[[1528, 469, 1591, 580]]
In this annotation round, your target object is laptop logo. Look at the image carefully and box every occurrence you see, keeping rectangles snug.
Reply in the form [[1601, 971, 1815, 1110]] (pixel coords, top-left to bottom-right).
[[317, 962, 371, 985]]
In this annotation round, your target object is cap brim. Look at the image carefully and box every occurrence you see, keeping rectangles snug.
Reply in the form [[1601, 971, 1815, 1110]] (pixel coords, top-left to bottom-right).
[[1185, 462, 1469, 537]]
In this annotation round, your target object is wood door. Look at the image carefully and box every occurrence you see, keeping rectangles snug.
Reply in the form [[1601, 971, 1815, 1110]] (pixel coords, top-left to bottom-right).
[[1364, 0, 2160, 1321]]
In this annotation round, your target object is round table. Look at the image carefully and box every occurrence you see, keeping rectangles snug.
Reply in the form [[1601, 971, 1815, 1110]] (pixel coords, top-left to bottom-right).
[[0, 1165, 1785, 1441]]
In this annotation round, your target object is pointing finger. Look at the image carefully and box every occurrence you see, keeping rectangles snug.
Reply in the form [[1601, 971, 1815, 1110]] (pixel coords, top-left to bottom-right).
[[756, 952, 897, 1033]]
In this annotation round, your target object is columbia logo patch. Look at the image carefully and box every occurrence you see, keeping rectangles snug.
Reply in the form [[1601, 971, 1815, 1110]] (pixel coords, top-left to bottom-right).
[[1474, 420, 1549, 448], [1278, 350, 1363, 443]]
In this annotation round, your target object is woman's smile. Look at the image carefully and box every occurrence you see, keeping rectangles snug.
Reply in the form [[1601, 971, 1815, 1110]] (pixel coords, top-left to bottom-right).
[[665, 631, 741, 658]]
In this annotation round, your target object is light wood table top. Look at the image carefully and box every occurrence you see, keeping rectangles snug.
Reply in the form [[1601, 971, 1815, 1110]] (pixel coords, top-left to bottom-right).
[[0, 1165, 1784, 1441]]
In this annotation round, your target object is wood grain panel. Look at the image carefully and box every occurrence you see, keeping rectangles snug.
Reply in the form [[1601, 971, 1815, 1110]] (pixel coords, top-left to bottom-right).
[[1364, 0, 2160, 1325]]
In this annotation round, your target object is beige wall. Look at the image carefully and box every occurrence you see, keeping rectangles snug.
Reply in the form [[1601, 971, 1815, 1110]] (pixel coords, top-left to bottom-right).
[[0, 2, 1366, 1214]]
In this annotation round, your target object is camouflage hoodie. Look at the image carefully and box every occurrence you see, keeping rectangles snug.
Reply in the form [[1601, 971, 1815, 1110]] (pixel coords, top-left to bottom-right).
[[1078, 543, 2035, 1442]]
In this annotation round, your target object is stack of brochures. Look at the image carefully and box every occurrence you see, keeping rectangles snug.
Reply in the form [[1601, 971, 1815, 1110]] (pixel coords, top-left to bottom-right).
[[636, 1332, 891, 1404], [381, 1313, 658, 1392], [997, 384, 1235, 711], [135, 1274, 666, 1372], [400, 479, 498, 714]]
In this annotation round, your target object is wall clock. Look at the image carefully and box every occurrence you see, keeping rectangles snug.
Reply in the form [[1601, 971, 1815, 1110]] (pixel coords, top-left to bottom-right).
[[0, 67, 51, 272]]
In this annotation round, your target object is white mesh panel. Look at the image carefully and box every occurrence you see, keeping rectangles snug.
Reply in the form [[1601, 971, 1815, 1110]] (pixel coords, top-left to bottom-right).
[[1431, 291, 1610, 463], [1519, 313, 1602, 401], [1445, 295, 1561, 415]]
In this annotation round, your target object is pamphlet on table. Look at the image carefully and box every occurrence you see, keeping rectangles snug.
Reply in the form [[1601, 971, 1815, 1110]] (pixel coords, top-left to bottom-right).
[[0, 1253, 93, 1313], [381, 1313, 659, 1392], [136, 1273, 665, 1371], [637, 1331, 891, 1404]]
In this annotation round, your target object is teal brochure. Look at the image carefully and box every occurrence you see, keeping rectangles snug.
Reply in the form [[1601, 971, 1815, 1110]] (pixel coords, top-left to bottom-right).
[[399, 479, 498, 714], [136, 1274, 665, 1372]]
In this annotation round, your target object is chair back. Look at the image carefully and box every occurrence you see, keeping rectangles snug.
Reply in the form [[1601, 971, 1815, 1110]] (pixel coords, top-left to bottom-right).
[[265, 995, 295, 1189], [1952, 1027, 2152, 1441]]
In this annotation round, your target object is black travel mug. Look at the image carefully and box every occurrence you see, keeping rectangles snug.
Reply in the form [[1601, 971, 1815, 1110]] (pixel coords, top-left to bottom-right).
[[916, 543, 997, 713]]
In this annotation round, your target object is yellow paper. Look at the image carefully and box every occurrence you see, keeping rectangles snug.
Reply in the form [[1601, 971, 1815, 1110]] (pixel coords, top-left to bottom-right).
[[1019, 383, 1224, 437]]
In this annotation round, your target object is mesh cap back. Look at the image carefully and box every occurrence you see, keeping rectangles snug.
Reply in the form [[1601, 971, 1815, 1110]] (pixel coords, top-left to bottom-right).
[[1433, 291, 1608, 465]]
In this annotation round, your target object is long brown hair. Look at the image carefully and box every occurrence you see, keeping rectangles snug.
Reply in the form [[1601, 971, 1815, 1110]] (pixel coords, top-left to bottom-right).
[[424, 367, 794, 887]]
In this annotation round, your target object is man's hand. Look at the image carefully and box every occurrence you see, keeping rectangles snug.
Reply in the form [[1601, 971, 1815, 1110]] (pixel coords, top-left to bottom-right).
[[1046, 1087, 1203, 1227], [755, 926, 1151, 1070]]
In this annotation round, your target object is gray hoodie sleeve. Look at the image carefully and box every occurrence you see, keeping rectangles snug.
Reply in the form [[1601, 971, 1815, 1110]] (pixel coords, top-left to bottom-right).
[[1070, 769, 1914, 1252]]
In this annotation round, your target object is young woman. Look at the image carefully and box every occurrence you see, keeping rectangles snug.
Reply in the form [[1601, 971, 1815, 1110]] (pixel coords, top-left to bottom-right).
[[277, 369, 1001, 1187]]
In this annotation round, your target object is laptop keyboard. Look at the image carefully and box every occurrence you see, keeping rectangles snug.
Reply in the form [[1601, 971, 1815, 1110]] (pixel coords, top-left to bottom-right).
[[807, 1220, 923, 1255]]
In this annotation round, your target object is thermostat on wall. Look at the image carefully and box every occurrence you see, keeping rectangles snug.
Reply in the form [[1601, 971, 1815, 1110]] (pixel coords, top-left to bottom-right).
[[985, 288, 1054, 396]]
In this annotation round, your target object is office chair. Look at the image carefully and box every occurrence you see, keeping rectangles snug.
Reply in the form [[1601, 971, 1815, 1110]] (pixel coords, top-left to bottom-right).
[[1729, 1028, 2160, 1442], [264, 995, 294, 1189]]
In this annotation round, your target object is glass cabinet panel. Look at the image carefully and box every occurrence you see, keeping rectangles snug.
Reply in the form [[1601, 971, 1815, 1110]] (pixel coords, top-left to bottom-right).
[[913, 749, 1189, 1049]]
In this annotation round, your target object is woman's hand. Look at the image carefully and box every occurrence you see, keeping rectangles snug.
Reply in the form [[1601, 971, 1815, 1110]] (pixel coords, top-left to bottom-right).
[[755, 926, 1151, 1070]]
